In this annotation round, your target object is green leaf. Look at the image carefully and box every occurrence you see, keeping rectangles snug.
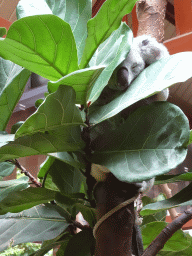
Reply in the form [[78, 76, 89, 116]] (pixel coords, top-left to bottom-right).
[[80, 0, 137, 68], [0, 15, 79, 81], [142, 195, 166, 225], [91, 102, 190, 182], [38, 156, 55, 178], [0, 58, 31, 130], [88, 22, 133, 104], [0, 187, 56, 214], [49, 152, 85, 170], [188, 129, 192, 145], [61, 0, 92, 64], [0, 204, 69, 252], [49, 160, 84, 195], [155, 173, 192, 185], [74, 204, 96, 228], [90, 52, 192, 124], [17, 0, 92, 64], [31, 233, 71, 256], [142, 222, 190, 251], [16, 0, 52, 19], [0, 133, 14, 147], [0, 27, 7, 37], [15, 85, 84, 138], [0, 127, 84, 162], [64, 230, 95, 256], [35, 98, 44, 108], [0, 162, 15, 177], [141, 182, 192, 216], [11, 121, 24, 134], [0, 176, 29, 202], [48, 66, 105, 105]]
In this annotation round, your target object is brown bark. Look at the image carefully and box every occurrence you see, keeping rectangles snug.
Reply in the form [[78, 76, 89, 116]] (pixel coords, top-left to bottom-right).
[[142, 208, 192, 256], [94, 174, 140, 256], [136, 0, 167, 42]]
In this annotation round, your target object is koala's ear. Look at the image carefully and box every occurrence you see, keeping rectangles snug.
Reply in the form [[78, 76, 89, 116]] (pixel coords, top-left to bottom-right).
[[117, 67, 129, 91]]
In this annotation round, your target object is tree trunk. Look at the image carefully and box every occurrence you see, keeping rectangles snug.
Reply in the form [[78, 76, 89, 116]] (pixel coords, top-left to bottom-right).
[[136, 0, 167, 42]]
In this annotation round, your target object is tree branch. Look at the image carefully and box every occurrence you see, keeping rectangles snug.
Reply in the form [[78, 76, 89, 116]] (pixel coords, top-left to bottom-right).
[[142, 208, 192, 256], [8, 159, 42, 187]]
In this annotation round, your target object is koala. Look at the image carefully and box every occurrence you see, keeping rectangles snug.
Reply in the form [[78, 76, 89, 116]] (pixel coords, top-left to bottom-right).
[[92, 35, 170, 192], [96, 35, 169, 106]]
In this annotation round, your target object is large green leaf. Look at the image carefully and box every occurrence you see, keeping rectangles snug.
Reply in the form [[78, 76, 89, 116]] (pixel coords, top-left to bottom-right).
[[88, 22, 133, 104], [0, 161, 15, 177], [39, 152, 85, 179], [0, 187, 56, 214], [142, 222, 190, 251], [17, 0, 92, 64], [0, 15, 79, 81], [0, 204, 69, 252], [91, 102, 190, 182], [64, 230, 95, 256], [48, 66, 105, 105], [141, 182, 192, 216], [49, 160, 84, 195], [15, 85, 84, 138], [0, 126, 84, 162], [0, 176, 29, 202], [0, 58, 31, 130], [90, 52, 192, 124], [80, 0, 138, 68]]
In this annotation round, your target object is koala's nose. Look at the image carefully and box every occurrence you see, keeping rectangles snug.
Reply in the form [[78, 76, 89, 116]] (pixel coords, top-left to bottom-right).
[[117, 67, 129, 91]]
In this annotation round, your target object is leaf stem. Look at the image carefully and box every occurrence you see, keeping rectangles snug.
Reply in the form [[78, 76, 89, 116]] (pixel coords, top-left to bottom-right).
[[8, 159, 42, 187]]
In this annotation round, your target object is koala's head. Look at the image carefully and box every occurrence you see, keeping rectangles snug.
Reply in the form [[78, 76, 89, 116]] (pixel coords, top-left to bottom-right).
[[117, 42, 145, 90], [134, 35, 170, 65]]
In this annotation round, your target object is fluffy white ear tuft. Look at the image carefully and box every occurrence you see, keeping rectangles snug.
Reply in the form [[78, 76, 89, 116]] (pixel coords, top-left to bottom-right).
[[139, 178, 155, 194]]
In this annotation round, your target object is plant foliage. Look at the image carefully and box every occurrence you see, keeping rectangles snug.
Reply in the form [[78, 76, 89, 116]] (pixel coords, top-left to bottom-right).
[[0, 0, 191, 255]]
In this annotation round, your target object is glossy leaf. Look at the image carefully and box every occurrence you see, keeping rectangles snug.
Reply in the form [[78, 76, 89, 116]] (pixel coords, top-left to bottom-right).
[[64, 230, 95, 256], [0, 187, 56, 214], [16, 0, 52, 18], [0, 204, 69, 252], [90, 52, 192, 124], [141, 182, 192, 216], [48, 66, 105, 105], [142, 195, 166, 225], [31, 233, 71, 256], [188, 129, 192, 145], [155, 173, 192, 185], [39, 152, 85, 179], [0, 133, 14, 147], [91, 102, 190, 182], [49, 160, 84, 195], [0, 15, 79, 81], [0, 58, 31, 130], [0, 126, 84, 162], [88, 22, 133, 104], [80, 0, 137, 68], [49, 152, 85, 170], [142, 222, 190, 251], [0, 161, 15, 177], [16, 85, 84, 138], [0, 27, 6, 37], [17, 0, 92, 64], [0, 176, 29, 202]]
